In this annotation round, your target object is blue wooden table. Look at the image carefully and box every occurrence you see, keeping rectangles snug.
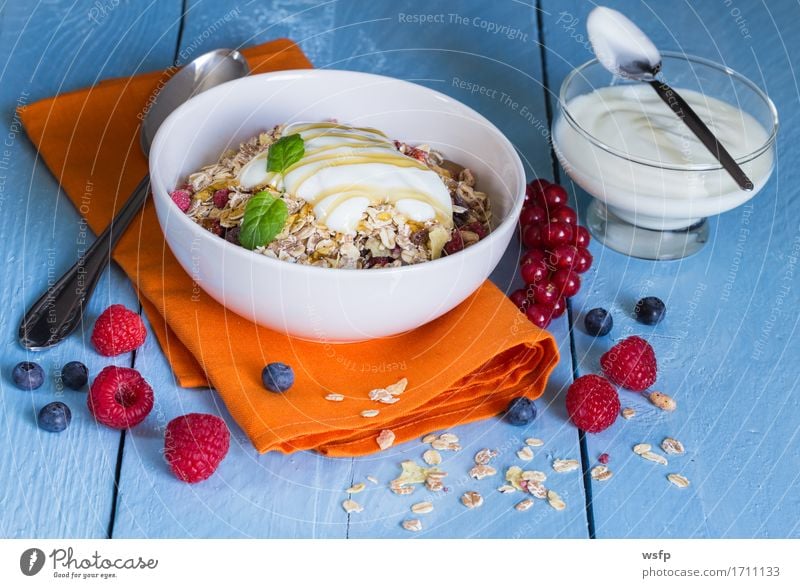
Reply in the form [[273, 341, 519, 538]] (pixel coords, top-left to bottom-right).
[[2, 0, 798, 539]]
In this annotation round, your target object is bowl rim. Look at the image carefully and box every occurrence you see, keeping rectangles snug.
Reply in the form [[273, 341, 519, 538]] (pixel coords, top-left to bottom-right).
[[149, 68, 526, 277], [557, 51, 779, 172]]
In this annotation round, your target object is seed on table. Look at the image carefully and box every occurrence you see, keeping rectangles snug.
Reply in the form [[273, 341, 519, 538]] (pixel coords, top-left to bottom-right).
[[423, 449, 442, 465], [667, 473, 690, 488], [661, 437, 685, 455], [649, 391, 677, 411], [411, 501, 434, 514], [402, 519, 423, 532], [515, 498, 534, 511]]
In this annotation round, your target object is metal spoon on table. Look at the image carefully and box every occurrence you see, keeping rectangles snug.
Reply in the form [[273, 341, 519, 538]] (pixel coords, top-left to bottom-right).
[[586, 6, 753, 191], [19, 49, 250, 350]]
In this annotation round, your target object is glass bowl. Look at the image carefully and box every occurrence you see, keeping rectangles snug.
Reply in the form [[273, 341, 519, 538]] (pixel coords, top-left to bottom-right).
[[552, 52, 778, 260]]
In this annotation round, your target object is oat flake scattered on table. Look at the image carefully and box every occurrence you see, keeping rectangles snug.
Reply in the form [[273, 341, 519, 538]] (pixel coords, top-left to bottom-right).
[[376, 429, 395, 450]]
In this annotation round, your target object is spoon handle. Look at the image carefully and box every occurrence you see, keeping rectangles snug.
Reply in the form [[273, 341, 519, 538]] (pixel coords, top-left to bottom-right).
[[18, 175, 150, 350], [648, 81, 753, 191]]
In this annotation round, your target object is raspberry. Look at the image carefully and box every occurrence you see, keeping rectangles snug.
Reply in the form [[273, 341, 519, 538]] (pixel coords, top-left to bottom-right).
[[600, 336, 657, 391], [88, 366, 154, 429], [566, 374, 620, 433], [91, 304, 147, 357], [212, 188, 230, 208], [164, 413, 230, 483], [170, 189, 191, 212], [598, 453, 610, 464]]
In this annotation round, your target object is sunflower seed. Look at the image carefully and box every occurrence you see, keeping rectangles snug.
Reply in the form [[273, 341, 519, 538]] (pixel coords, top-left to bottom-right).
[[346, 483, 366, 494], [411, 501, 434, 514], [474, 448, 498, 465], [376, 429, 395, 450], [360, 409, 380, 418], [633, 443, 651, 455], [402, 519, 423, 532], [469, 464, 497, 480], [649, 391, 677, 411], [342, 499, 363, 514], [517, 447, 534, 461], [621, 407, 636, 419], [553, 459, 580, 473], [324, 393, 344, 402], [461, 491, 484, 509], [525, 438, 544, 447], [547, 490, 566, 511], [515, 498, 534, 511], [590, 465, 613, 481], [641, 451, 668, 465], [661, 437, 685, 455], [667, 473, 690, 488], [423, 449, 442, 465]]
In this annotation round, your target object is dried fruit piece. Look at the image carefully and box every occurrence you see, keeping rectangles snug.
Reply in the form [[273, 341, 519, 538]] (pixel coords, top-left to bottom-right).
[[515, 498, 534, 511], [376, 429, 395, 450], [633, 443, 651, 455], [402, 519, 423, 532], [547, 490, 566, 511], [649, 391, 677, 411], [411, 502, 434, 514], [423, 449, 442, 465], [552, 459, 580, 473], [591, 465, 613, 481], [461, 491, 484, 509], [661, 437, 685, 455], [342, 499, 363, 514], [667, 473, 690, 488]]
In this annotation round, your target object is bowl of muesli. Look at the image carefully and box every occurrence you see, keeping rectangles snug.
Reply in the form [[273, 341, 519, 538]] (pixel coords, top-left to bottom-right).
[[149, 70, 525, 341]]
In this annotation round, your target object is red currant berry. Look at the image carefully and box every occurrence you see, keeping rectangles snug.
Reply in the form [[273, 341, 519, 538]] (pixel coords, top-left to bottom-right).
[[551, 297, 567, 318], [522, 224, 543, 248], [550, 206, 577, 225], [521, 259, 548, 284], [542, 184, 568, 208], [532, 281, 559, 306], [509, 288, 530, 311], [525, 179, 549, 203], [526, 304, 553, 329], [549, 244, 579, 270], [520, 248, 546, 266], [542, 222, 574, 248], [552, 269, 581, 298], [572, 225, 591, 248], [520, 205, 547, 227], [573, 247, 593, 273]]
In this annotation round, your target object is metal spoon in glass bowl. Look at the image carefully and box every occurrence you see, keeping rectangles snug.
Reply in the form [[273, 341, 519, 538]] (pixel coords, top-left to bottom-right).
[[19, 49, 250, 350], [587, 6, 753, 191]]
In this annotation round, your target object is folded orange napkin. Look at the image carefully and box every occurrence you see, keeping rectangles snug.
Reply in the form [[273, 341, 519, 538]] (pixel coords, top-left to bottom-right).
[[20, 39, 559, 456]]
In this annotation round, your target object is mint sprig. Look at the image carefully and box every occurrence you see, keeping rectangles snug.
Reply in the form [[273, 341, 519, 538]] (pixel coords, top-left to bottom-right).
[[267, 133, 304, 175], [239, 191, 289, 250]]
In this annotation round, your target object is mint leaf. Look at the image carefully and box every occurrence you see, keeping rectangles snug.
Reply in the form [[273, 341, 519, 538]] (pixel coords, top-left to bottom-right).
[[267, 133, 304, 174], [239, 191, 289, 250]]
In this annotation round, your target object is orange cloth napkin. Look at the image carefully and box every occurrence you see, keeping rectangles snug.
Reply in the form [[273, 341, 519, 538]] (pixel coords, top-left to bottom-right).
[[19, 39, 559, 456]]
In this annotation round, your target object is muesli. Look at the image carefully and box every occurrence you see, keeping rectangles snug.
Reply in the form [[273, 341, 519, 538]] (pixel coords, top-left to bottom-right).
[[172, 121, 492, 269]]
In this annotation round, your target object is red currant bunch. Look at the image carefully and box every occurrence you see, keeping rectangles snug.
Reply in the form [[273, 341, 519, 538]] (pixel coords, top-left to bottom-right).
[[509, 178, 593, 329]]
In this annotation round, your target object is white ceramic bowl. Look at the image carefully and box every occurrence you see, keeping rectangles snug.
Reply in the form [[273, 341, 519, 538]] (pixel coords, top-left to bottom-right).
[[149, 70, 525, 341]]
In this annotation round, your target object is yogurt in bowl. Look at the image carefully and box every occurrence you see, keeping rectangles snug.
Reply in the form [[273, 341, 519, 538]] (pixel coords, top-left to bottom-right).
[[553, 52, 778, 259]]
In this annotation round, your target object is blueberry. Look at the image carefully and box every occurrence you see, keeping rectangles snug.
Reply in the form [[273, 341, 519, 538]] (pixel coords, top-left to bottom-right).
[[38, 402, 71, 432], [262, 362, 294, 393], [505, 397, 537, 426], [635, 296, 666, 325], [60, 361, 88, 390], [584, 308, 613, 336], [12, 361, 45, 390]]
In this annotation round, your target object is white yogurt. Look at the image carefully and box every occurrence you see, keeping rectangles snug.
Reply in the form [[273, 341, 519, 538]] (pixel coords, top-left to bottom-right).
[[237, 122, 453, 233], [553, 84, 773, 229]]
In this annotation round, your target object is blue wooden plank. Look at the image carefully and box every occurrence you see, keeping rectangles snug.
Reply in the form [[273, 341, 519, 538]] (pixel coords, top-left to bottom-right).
[[0, 1, 183, 537], [541, 0, 800, 537], [113, 0, 589, 538]]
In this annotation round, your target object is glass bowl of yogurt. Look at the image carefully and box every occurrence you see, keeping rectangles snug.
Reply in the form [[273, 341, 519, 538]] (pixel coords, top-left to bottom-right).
[[552, 52, 778, 260]]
